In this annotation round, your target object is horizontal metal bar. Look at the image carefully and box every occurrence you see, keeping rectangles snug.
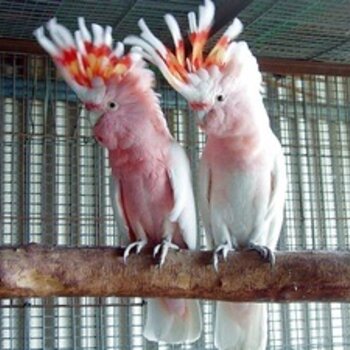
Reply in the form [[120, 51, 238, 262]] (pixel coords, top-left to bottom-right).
[[2, 39, 350, 76]]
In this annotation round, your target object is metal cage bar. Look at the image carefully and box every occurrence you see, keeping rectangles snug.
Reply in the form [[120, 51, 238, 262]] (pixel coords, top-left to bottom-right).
[[1, 53, 350, 349]]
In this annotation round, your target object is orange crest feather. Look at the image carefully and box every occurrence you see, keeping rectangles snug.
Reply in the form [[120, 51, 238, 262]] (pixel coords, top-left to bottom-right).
[[124, 0, 243, 99], [34, 17, 140, 103]]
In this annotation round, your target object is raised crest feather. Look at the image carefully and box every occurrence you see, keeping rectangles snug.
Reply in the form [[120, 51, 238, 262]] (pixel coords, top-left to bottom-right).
[[34, 17, 140, 106], [124, 0, 243, 101]]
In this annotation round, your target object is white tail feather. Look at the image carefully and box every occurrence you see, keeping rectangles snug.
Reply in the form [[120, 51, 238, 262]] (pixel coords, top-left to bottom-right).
[[144, 298, 202, 344], [215, 302, 268, 350]]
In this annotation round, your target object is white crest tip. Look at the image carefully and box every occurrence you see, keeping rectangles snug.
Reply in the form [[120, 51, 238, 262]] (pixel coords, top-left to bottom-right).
[[164, 13, 182, 43], [33, 26, 44, 38], [138, 18, 148, 31], [78, 17, 92, 42], [224, 18, 243, 39], [188, 11, 197, 33], [113, 41, 125, 57]]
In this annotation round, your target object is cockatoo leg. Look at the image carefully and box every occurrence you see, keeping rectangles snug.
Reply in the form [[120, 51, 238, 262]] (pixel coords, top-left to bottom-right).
[[123, 239, 148, 264], [246, 242, 275, 267], [153, 238, 180, 267], [213, 241, 234, 272]]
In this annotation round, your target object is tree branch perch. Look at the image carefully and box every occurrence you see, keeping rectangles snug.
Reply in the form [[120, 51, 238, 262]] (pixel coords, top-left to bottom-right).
[[0, 244, 349, 302]]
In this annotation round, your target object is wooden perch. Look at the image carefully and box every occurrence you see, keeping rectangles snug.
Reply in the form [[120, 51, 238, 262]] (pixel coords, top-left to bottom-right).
[[0, 244, 349, 302]]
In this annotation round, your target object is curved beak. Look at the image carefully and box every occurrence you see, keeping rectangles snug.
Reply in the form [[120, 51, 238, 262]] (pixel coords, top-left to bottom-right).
[[195, 110, 207, 125], [87, 110, 103, 128], [195, 110, 208, 129], [189, 101, 210, 127]]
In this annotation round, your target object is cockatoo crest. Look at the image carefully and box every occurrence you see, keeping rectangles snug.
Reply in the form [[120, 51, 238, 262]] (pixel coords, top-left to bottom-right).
[[34, 18, 141, 109], [124, 0, 243, 108]]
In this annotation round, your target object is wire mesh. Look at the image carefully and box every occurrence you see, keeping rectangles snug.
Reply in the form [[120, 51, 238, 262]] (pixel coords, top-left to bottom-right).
[[1, 0, 350, 63], [239, 0, 350, 62], [1, 53, 350, 349]]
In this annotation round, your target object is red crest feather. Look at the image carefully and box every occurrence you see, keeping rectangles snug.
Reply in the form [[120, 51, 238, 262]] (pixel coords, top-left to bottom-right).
[[34, 18, 141, 106]]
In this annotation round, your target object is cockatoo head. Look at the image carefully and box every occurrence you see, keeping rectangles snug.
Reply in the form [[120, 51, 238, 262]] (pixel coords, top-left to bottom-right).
[[124, 0, 262, 136], [34, 18, 165, 150]]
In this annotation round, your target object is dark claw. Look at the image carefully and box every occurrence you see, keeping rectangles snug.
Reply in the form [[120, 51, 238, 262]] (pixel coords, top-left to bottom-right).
[[247, 243, 275, 267]]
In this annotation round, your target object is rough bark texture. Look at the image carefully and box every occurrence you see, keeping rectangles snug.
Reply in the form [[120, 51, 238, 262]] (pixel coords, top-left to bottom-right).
[[0, 244, 349, 301]]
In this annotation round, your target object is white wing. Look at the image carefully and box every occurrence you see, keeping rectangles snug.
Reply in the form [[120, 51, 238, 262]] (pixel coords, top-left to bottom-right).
[[167, 142, 197, 250], [198, 157, 214, 249], [264, 138, 287, 249], [110, 176, 129, 246]]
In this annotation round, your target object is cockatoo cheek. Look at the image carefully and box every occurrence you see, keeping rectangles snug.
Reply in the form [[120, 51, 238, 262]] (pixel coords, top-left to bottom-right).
[[93, 114, 118, 150], [202, 108, 226, 136]]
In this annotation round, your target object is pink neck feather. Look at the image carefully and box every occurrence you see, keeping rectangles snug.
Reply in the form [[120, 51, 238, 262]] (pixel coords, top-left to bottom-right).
[[102, 69, 173, 173]]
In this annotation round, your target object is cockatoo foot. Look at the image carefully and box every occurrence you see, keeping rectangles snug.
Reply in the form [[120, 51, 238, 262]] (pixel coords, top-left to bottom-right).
[[153, 239, 180, 267], [247, 242, 275, 266], [123, 239, 147, 264], [213, 242, 234, 272]]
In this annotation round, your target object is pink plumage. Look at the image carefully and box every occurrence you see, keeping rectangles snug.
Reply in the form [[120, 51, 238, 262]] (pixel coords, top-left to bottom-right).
[[35, 18, 201, 344], [126, 1, 287, 349]]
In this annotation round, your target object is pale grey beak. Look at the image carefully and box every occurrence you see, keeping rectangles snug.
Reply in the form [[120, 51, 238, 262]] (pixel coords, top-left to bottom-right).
[[195, 110, 207, 126], [88, 110, 103, 127]]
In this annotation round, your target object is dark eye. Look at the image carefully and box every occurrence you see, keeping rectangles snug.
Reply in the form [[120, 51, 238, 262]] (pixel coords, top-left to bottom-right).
[[217, 94, 224, 102], [108, 101, 119, 110]]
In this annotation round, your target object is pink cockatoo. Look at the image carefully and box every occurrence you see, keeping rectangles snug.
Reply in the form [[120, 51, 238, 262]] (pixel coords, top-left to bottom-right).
[[125, 1, 287, 349], [34, 18, 202, 344]]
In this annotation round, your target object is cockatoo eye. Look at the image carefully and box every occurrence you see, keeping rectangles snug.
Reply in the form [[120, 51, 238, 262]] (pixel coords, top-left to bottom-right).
[[216, 94, 224, 102], [108, 101, 119, 111]]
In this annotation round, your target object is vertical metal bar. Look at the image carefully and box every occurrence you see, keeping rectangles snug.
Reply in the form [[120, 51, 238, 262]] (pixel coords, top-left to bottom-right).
[[299, 76, 312, 348], [23, 301, 31, 350], [328, 77, 346, 247], [291, 75, 307, 249], [15, 54, 25, 246], [326, 76, 343, 349], [303, 76, 316, 249], [339, 77, 350, 350], [0, 54, 4, 242], [42, 58, 56, 245], [42, 56, 56, 350], [24, 55, 32, 245], [0, 55, 3, 349], [119, 299, 131, 350], [312, 77, 326, 249]]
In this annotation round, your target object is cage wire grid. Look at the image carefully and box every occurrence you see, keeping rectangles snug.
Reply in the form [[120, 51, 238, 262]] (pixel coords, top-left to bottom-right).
[[1, 51, 350, 350], [1, 0, 350, 64]]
